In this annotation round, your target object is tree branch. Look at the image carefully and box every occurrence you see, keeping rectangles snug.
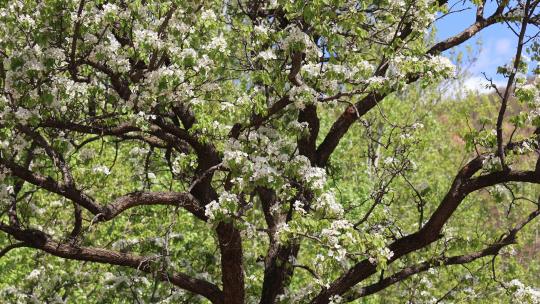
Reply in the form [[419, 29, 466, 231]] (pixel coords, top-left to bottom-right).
[[495, 0, 532, 170], [103, 191, 205, 220], [0, 156, 205, 220], [0, 224, 224, 304], [0, 242, 26, 259], [346, 206, 540, 300], [310, 154, 540, 303], [315, 4, 517, 167]]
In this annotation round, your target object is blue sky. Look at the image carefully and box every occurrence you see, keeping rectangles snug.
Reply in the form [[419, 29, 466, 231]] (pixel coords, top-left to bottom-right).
[[435, 1, 529, 92]]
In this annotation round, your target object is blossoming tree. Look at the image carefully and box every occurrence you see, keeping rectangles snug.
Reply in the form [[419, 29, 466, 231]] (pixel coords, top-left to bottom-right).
[[1, 0, 540, 303]]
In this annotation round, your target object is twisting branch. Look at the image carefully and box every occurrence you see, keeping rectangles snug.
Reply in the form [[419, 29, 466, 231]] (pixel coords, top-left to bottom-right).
[[315, 3, 518, 167], [7, 145, 35, 227], [188, 163, 223, 192], [229, 95, 292, 138], [310, 152, 540, 303], [0, 242, 26, 259], [495, 0, 533, 170], [345, 206, 540, 301], [0, 155, 103, 215], [18, 125, 76, 187], [0, 156, 206, 220], [0, 224, 224, 304], [103, 191, 205, 220], [40, 119, 190, 152]]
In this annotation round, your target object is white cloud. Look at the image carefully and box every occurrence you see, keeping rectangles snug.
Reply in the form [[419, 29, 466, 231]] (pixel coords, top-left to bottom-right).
[[443, 76, 505, 99], [462, 76, 503, 94], [468, 38, 513, 75], [468, 47, 492, 75], [495, 38, 512, 55]]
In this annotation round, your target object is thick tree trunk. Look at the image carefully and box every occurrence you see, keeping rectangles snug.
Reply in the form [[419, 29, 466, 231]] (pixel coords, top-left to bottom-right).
[[260, 243, 300, 304], [217, 222, 245, 304]]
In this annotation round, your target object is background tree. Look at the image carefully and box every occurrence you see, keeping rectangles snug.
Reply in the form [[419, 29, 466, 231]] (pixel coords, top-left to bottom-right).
[[1, 0, 540, 303]]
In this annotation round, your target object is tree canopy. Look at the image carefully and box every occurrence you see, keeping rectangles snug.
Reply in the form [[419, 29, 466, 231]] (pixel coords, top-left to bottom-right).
[[1, 0, 540, 303]]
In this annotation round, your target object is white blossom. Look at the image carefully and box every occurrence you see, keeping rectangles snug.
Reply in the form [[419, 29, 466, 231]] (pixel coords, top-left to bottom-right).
[[207, 33, 228, 53], [258, 49, 277, 61], [92, 165, 111, 175]]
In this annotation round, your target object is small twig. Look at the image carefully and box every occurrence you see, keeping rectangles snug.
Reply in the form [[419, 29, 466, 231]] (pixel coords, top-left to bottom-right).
[[188, 163, 224, 192]]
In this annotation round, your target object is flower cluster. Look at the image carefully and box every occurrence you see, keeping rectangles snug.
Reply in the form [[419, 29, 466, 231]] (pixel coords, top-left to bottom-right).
[[506, 279, 540, 303]]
